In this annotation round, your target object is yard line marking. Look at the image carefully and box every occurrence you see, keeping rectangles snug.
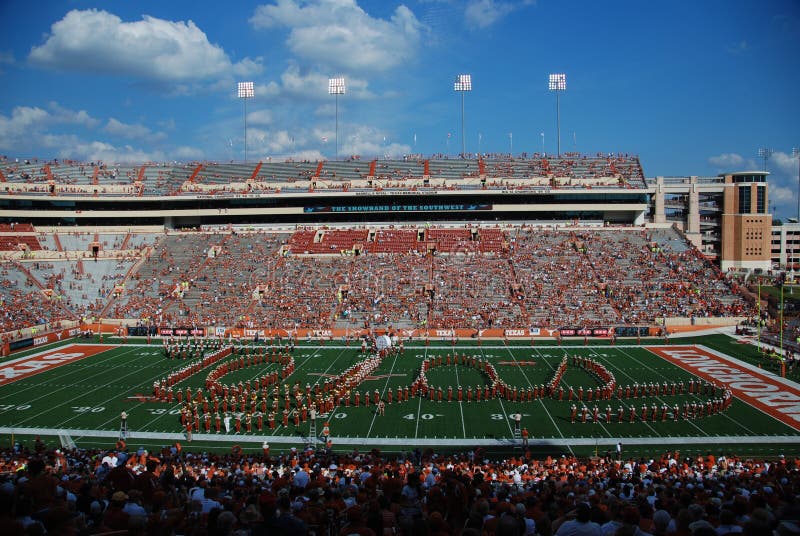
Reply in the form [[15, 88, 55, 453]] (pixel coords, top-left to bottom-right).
[[322, 345, 401, 442], [528, 345, 573, 456], [484, 344, 513, 437], [366, 351, 401, 438], [496, 397, 515, 436], [454, 361, 466, 438], [414, 393, 423, 439], [414, 346, 429, 440]]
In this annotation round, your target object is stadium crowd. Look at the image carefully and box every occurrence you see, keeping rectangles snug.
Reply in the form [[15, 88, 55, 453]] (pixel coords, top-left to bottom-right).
[[0, 225, 754, 339], [2, 440, 800, 536]]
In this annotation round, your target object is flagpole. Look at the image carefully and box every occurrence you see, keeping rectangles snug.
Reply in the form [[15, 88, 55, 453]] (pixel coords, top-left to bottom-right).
[[781, 281, 784, 358]]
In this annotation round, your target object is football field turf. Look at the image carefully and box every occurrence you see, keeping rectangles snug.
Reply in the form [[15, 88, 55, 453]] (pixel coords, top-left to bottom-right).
[[1, 335, 799, 459]]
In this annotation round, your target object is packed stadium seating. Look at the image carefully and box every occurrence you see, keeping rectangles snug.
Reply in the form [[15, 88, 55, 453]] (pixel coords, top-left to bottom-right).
[[0, 224, 752, 335], [0, 441, 796, 536]]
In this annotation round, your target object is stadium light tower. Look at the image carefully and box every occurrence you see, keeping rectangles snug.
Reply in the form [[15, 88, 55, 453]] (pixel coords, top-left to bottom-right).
[[758, 147, 773, 172], [548, 73, 566, 157], [454, 74, 472, 156], [328, 77, 346, 160], [237, 82, 254, 162]]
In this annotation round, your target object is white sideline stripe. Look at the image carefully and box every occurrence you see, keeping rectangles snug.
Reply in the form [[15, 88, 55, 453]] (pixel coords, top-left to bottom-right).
[[84, 343, 658, 350], [2, 427, 799, 447]]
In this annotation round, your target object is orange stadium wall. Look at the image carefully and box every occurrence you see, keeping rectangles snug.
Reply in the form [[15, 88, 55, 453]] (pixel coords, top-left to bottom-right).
[[88, 324, 622, 340], [83, 318, 744, 342], [4, 326, 83, 356]]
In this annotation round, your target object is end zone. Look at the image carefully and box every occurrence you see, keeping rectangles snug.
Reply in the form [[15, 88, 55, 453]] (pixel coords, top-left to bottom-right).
[[0, 344, 117, 386], [648, 345, 800, 432]]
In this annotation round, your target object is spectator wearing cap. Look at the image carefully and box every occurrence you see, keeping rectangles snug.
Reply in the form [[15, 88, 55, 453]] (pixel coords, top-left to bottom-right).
[[104, 491, 131, 531]]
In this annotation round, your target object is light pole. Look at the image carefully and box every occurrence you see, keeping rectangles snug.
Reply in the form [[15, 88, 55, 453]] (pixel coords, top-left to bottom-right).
[[454, 74, 472, 156], [758, 147, 774, 172], [548, 73, 566, 157], [237, 82, 254, 162], [328, 77, 346, 160], [793, 147, 800, 223]]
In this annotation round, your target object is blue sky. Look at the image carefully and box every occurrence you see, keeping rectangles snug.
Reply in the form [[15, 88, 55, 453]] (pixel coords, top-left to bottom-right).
[[0, 0, 799, 216]]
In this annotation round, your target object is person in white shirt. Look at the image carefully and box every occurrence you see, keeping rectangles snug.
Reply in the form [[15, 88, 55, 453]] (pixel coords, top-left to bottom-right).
[[555, 503, 602, 536]]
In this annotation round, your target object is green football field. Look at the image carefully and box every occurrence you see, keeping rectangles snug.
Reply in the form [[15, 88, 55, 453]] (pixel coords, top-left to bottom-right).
[[1, 335, 799, 459]]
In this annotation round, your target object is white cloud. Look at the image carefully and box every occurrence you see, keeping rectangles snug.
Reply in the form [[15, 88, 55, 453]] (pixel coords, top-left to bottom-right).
[[770, 183, 795, 205], [277, 63, 372, 101], [45, 102, 100, 128], [248, 128, 298, 155], [0, 105, 94, 151], [247, 110, 273, 126], [172, 146, 205, 160], [464, 0, 534, 29], [29, 9, 262, 83], [708, 152, 746, 169], [104, 118, 166, 142], [288, 149, 326, 161], [0, 102, 173, 162], [726, 40, 749, 55], [53, 140, 166, 163], [242, 121, 410, 160], [26, 132, 161, 163], [709, 150, 800, 219], [764, 151, 800, 219], [0, 107, 49, 147], [250, 0, 422, 72], [772, 151, 799, 177], [337, 124, 411, 158]]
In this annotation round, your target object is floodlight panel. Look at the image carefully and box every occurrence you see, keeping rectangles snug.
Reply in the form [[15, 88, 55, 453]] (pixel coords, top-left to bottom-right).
[[454, 74, 472, 91], [548, 73, 566, 91], [328, 77, 346, 95], [237, 81, 255, 98]]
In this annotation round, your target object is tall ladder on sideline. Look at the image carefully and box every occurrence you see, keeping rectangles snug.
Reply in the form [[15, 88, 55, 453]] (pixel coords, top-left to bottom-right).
[[512, 414, 521, 449], [119, 412, 129, 441], [308, 413, 318, 448]]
